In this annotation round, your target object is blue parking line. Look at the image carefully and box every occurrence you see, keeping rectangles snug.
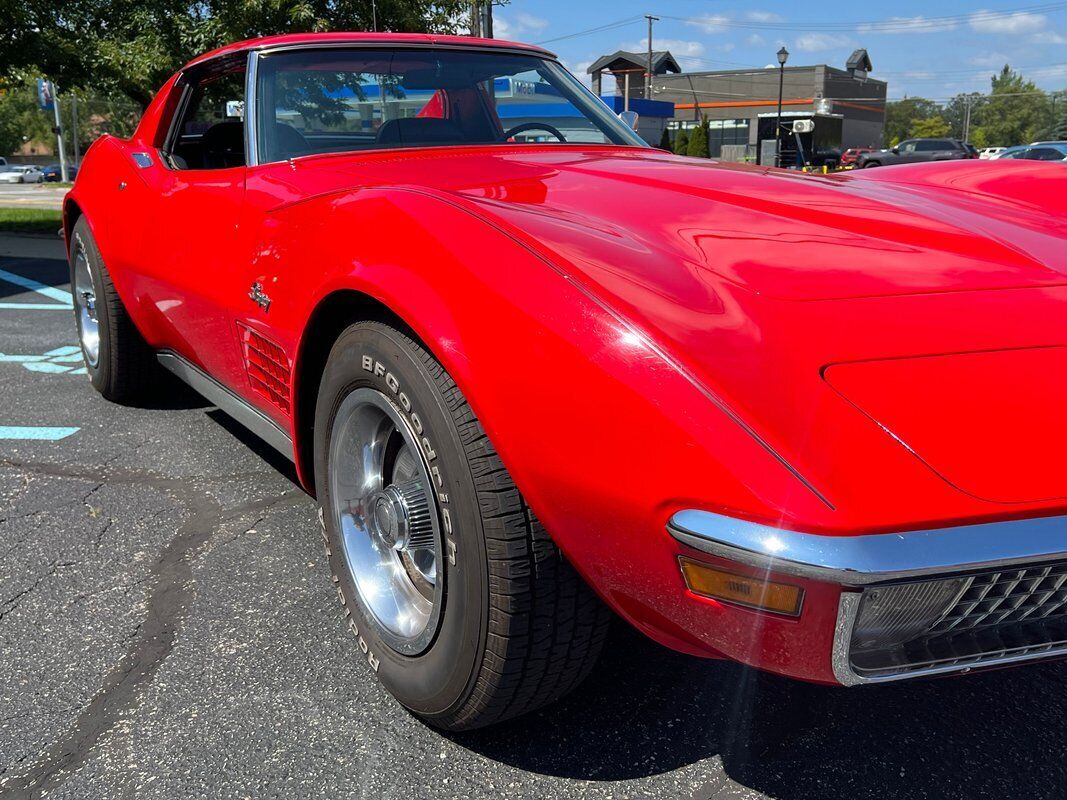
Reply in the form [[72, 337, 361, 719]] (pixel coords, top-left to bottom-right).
[[0, 426, 80, 441], [0, 267, 74, 306]]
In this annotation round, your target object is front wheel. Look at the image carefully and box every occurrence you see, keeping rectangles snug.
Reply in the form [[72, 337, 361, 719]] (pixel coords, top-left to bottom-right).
[[314, 321, 610, 730]]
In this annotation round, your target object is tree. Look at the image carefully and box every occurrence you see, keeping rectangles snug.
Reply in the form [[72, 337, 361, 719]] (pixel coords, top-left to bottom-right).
[[884, 97, 941, 145], [658, 127, 671, 150], [0, 75, 56, 156], [687, 115, 709, 158], [1050, 102, 1067, 140], [971, 65, 1053, 146], [1, 1, 471, 109], [943, 92, 982, 140], [674, 128, 689, 155], [909, 115, 950, 138]]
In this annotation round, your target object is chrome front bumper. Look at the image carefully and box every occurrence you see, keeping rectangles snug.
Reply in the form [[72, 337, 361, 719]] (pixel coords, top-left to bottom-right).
[[669, 510, 1067, 685]]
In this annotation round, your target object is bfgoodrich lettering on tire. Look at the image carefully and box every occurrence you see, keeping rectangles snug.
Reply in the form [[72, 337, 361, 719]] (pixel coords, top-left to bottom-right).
[[313, 320, 610, 730]]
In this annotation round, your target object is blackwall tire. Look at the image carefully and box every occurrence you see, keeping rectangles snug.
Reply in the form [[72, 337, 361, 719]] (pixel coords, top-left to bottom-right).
[[313, 320, 610, 731], [69, 216, 159, 404]]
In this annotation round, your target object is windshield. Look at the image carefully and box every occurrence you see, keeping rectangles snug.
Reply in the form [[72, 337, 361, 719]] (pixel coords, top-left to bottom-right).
[[253, 48, 646, 163]]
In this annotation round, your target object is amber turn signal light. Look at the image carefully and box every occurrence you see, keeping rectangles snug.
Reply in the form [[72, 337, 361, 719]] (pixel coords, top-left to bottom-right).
[[679, 558, 804, 617]]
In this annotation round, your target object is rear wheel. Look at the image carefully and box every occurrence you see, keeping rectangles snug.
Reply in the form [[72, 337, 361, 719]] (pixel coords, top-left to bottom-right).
[[69, 216, 159, 404], [314, 321, 610, 730], [863, 160, 881, 168]]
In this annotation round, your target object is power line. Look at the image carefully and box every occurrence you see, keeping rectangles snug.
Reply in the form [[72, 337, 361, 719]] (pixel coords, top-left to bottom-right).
[[535, 16, 644, 45]]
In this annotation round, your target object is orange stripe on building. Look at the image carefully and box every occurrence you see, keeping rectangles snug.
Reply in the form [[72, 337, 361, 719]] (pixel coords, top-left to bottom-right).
[[674, 98, 814, 110]]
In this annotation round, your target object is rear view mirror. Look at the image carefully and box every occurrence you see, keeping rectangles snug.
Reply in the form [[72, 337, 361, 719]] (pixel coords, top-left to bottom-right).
[[618, 110, 639, 131]]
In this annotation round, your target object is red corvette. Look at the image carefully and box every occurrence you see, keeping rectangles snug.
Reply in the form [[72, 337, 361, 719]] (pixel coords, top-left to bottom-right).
[[65, 32, 1067, 729]]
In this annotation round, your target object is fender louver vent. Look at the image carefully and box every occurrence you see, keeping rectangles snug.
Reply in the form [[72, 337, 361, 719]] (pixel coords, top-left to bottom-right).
[[237, 323, 292, 415]]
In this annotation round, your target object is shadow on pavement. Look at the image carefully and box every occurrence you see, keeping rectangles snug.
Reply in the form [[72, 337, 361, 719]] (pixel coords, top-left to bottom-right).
[[451, 622, 1067, 798], [0, 254, 71, 302]]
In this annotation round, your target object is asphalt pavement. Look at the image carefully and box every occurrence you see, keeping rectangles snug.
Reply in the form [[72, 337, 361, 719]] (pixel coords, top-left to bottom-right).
[[0, 184, 67, 210], [0, 233, 1064, 799]]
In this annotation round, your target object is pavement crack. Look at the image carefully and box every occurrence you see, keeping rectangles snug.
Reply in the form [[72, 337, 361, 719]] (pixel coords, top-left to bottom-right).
[[0, 481, 223, 799], [0, 560, 74, 623]]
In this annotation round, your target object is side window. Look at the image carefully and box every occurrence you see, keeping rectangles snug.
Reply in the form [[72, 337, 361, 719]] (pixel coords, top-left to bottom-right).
[[914, 140, 941, 152], [899, 141, 917, 153], [168, 68, 246, 170], [1023, 147, 1064, 161]]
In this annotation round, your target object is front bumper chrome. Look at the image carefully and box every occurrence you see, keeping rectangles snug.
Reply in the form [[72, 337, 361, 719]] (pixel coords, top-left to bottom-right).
[[669, 510, 1067, 685]]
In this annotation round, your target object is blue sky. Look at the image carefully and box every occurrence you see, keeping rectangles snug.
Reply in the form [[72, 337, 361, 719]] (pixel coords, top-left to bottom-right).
[[490, 1, 1067, 100]]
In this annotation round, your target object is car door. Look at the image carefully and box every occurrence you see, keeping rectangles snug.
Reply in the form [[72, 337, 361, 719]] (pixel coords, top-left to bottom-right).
[[893, 140, 920, 164], [131, 58, 252, 391]]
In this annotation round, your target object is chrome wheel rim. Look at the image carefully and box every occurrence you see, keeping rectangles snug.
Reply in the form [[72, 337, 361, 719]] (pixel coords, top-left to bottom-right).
[[72, 244, 100, 368], [328, 387, 443, 655]]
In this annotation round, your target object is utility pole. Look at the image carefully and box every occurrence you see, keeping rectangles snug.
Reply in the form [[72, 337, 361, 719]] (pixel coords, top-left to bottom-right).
[[962, 95, 972, 143], [645, 15, 659, 100], [71, 92, 81, 167], [371, 0, 377, 31], [50, 83, 69, 183]]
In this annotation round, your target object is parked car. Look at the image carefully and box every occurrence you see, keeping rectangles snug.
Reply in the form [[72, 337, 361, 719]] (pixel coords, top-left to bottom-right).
[[0, 165, 45, 184], [839, 147, 874, 166], [995, 145, 1028, 159], [67, 33, 1067, 731], [979, 147, 1006, 159], [0, 156, 7, 169], [997, 143, 1067, 161], [42, 163, 78, 182], [857, 138, 972, 167]]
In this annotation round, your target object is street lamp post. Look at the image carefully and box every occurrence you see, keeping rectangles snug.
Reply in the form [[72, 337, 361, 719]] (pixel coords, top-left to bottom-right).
[[775, 47, 789, 167]]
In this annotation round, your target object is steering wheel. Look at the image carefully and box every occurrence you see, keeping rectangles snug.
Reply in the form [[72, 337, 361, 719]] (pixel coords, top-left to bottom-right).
[[502, 122, 567, 143]]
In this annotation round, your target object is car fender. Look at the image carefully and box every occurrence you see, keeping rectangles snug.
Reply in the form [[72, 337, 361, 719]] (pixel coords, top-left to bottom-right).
[[259, 184, 836, 661]]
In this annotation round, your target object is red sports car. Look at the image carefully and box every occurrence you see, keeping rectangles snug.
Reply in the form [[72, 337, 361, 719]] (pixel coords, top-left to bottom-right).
[[66, 32, 1067, 730]]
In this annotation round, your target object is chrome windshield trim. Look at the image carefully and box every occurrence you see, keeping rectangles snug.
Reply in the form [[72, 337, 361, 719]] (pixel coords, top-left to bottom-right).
[[668, 509, 1067, 586]]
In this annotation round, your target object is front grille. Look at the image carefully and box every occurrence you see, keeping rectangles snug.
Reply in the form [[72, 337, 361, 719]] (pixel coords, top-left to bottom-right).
[[848, 562, 1067, 679]]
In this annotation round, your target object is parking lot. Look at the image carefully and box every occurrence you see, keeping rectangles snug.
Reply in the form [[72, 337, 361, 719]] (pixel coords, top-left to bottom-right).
[[0, 232, 1065, 799], [0, 184, 66, 210]]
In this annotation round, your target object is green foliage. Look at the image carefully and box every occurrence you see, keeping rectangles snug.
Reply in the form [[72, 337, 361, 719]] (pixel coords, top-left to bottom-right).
[[687, 115, 709, 158], [885, 66, 1063, 147], [1053, 106, 1067, 140], [658, 127, 671, 150], [908, 115, 950, 138], [1, 1, 472, 109], [884, 97, 940, 145], [976, 66, 1054, 146], [0, 76, 56, 155], [673, 128, 689, 155]]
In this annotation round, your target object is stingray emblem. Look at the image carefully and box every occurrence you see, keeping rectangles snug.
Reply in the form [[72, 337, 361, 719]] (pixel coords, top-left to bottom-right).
[[248, 281, 272, 312]]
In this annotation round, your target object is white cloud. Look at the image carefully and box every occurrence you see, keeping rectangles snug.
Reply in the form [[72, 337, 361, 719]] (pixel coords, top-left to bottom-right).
[[717, 42, 736, 53], [968, 51, 1012, 67], [745, 11, 783, 22], [746, 33, 766, 46], [969, 10, 1046, 34], [1032, 30, 1067, 44], [494, 12, 548, 40], [686, 14, 730, 33], [794, 33, 853, 52], [858, 16, 958, 34]]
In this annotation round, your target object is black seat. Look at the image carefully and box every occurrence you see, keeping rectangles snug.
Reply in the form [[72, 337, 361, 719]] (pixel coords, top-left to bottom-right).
[[269, 123, 311, 162], [376, 117, 465, 146], [200, 120, 245, 168]]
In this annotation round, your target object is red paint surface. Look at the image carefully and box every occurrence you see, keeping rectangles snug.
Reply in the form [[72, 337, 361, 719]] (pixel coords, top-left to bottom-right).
[[65, 34, 1067, 684]]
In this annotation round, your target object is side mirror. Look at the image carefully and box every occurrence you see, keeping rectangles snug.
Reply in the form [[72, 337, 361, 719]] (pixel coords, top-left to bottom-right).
[[891, 147, 899, 154], [618, 110, 639, 131]]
